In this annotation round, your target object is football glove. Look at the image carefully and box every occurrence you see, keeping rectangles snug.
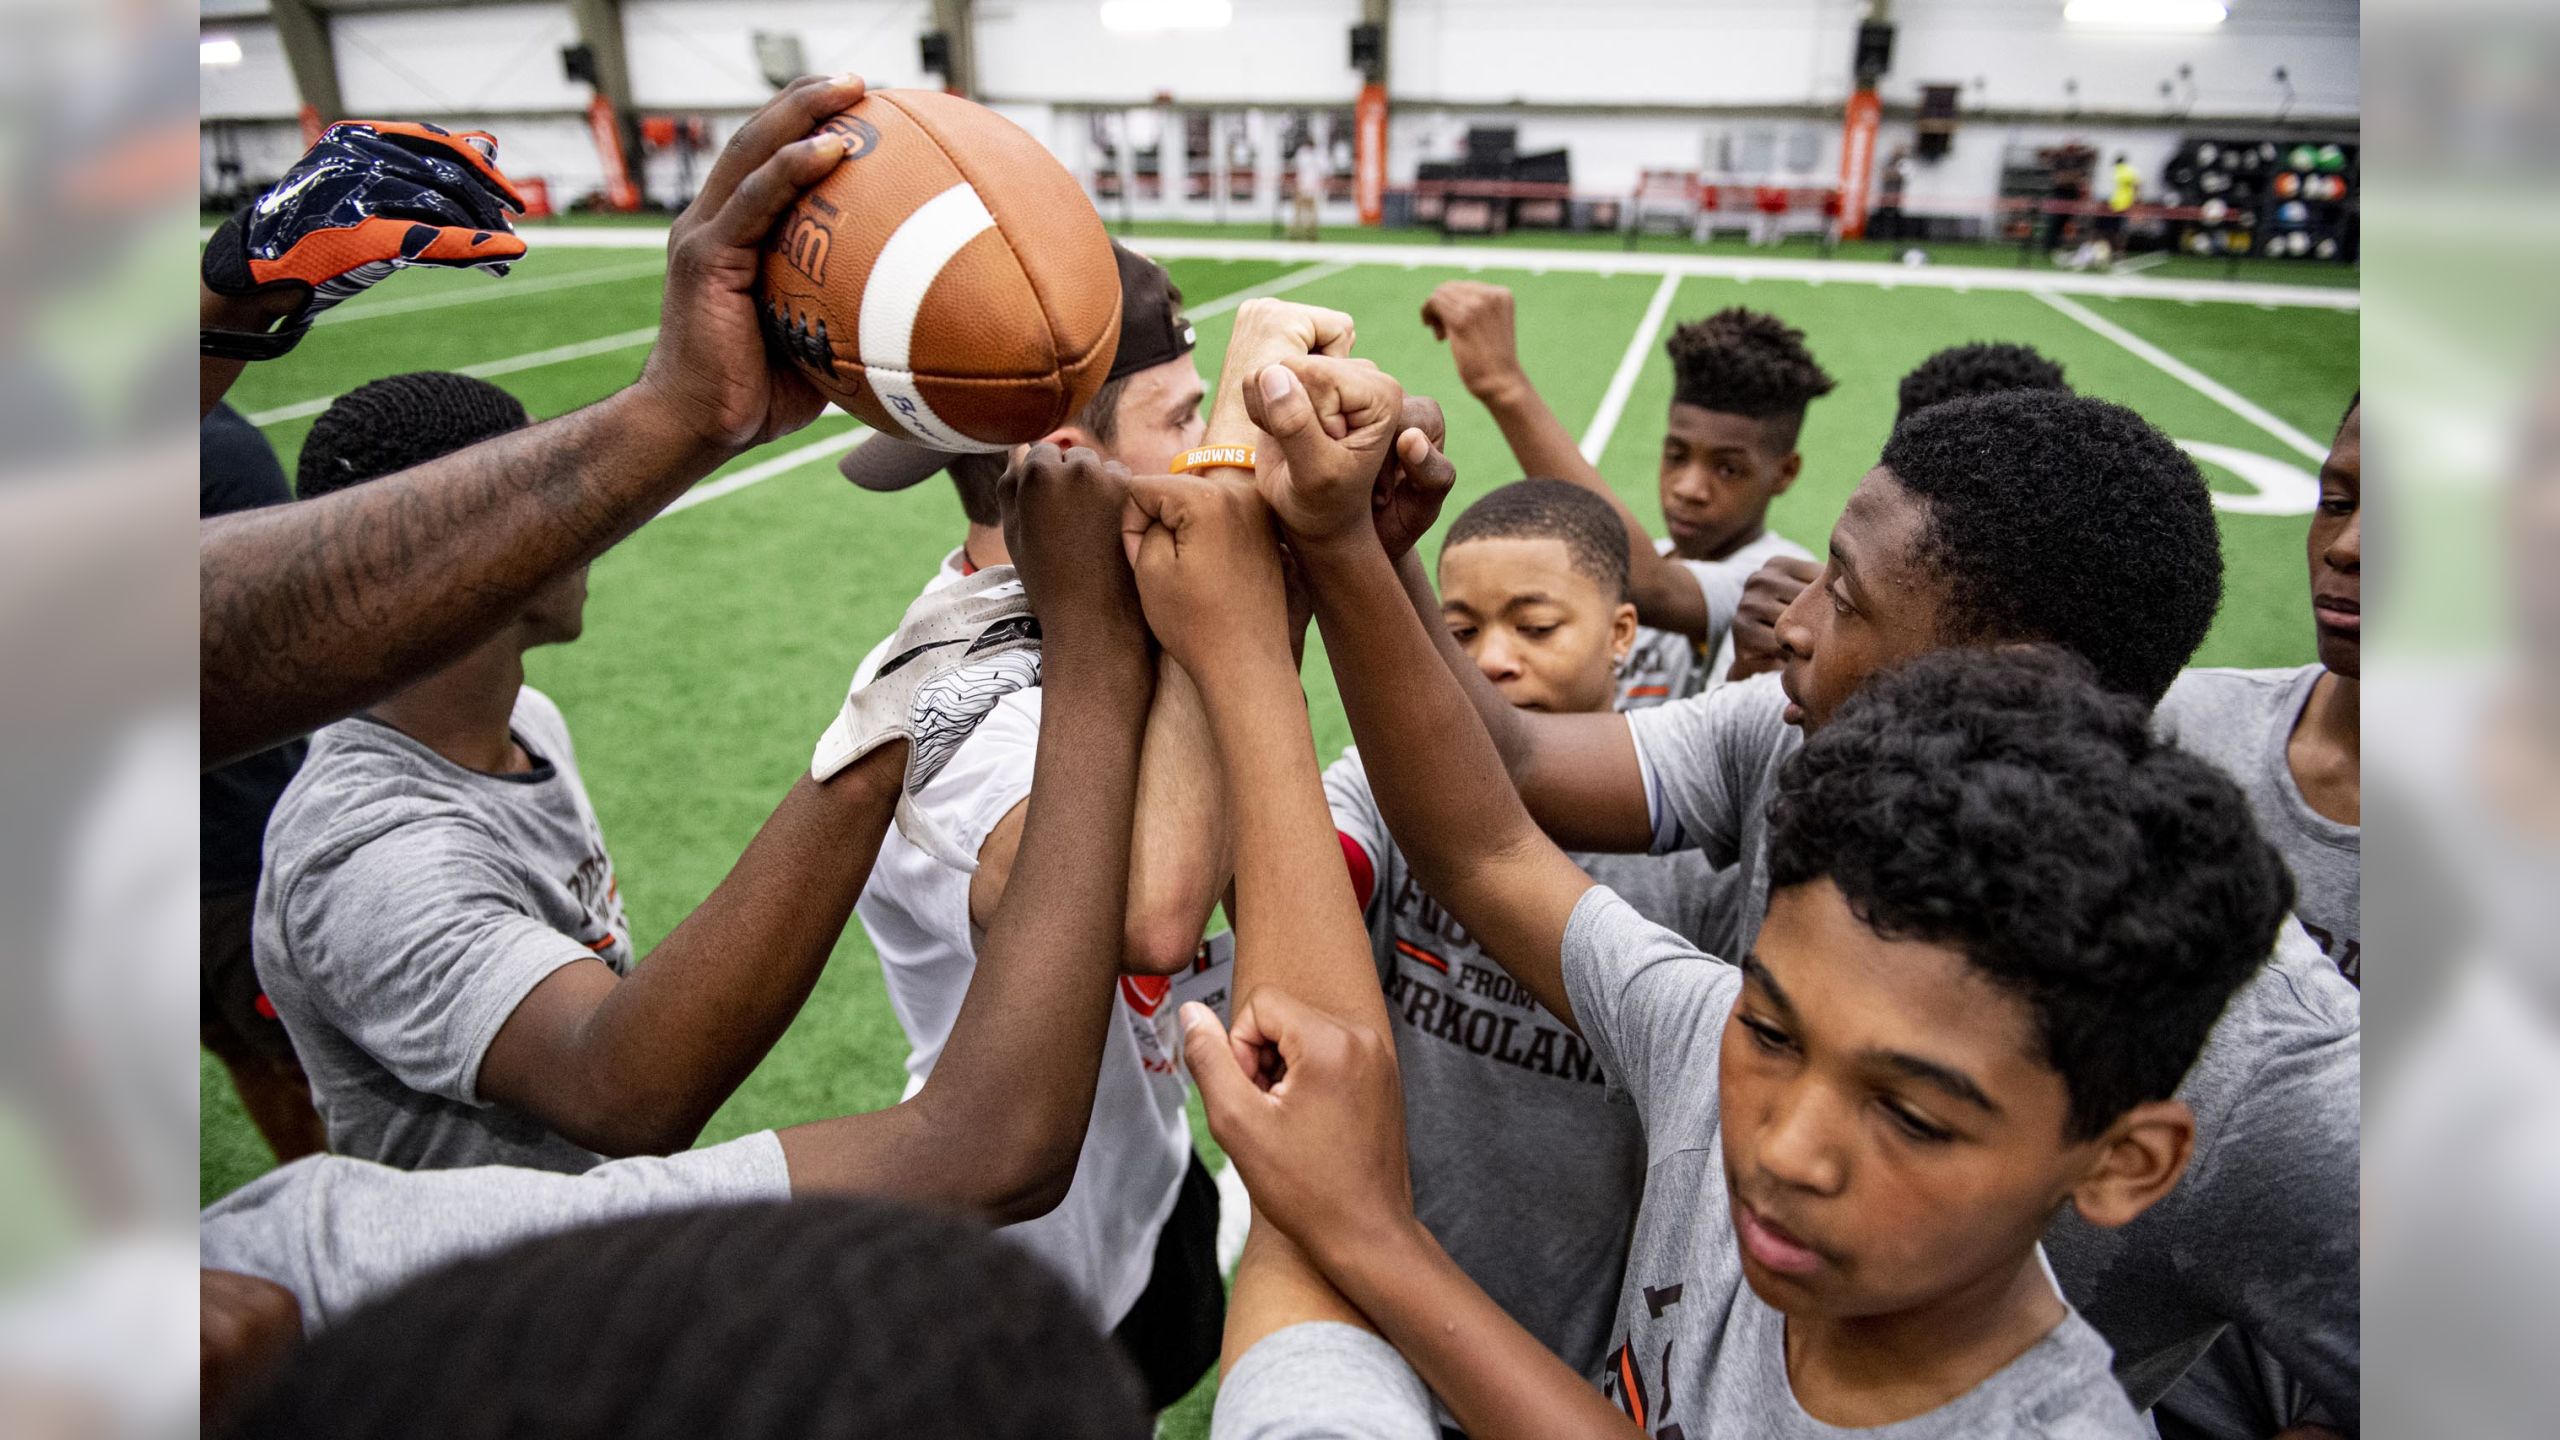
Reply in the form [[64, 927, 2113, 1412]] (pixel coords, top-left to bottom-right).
[[815, 566, 1044, 870], [202, 121, 527, 360]]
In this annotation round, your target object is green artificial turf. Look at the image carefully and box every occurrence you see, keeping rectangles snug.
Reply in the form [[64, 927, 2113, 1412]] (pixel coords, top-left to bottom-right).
[[204, 237, 2352, 1435]]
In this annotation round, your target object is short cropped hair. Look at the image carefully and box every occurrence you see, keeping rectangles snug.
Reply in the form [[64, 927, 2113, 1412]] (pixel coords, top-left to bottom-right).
[[1768, 647, 2293, 1140], [1664, 307, 1836, 451], [1881, 390, 2222, 706], [949, 450, 1009, 527], [242, 1197, 1149, 1440], [297, 371, 530, 499], [1444, 478, 1632, 601], [1894, 342, 2070, 425]]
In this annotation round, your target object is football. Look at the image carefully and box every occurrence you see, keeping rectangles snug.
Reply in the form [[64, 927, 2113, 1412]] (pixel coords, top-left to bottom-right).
[[758, 89, 1122, 452]]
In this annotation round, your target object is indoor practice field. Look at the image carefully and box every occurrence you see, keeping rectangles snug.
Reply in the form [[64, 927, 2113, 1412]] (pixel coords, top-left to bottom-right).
[[201, 226, 2358, 1434]]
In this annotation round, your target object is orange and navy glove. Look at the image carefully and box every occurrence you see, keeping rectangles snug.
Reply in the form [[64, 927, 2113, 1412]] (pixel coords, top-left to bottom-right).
[[201, 121, 527, 360]]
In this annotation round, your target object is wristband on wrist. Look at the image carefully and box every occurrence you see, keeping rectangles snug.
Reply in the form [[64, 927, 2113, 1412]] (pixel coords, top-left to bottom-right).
[[201, 322, 308, 362], [1171, 445, 1256, 475]]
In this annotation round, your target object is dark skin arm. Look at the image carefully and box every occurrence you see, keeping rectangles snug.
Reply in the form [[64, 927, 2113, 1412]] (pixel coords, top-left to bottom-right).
[[201, 1269, 304, 1434], [201, 75, 867, 767], [475, 749, 905, 1159], [1187, 357, 1643, 1437], [776, 446, 1153, 1222], [1195, 997, 1643, 1439], [1123, 467, 1399, 1366], [1422, 280, 1711, 639]]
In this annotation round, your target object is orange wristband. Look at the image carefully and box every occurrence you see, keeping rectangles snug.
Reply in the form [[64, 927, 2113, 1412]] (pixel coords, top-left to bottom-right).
[[1171, 444, 1256, 474]]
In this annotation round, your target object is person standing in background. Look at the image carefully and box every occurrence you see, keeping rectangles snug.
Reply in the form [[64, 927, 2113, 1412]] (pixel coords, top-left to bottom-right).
[[2103, 152, 2141, 258], [1873, 147, 1910, 242], [1291, 139, 1325, 241]]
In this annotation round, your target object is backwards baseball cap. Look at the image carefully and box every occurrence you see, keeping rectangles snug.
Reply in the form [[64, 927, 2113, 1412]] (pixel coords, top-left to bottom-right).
[[842, 242, 1194, 493]]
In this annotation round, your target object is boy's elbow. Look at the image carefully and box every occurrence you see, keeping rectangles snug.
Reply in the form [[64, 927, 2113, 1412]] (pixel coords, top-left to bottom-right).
[[977, 1134, 1080, 1224], [1122, 909, 1206, 976], [568, 1106, 706, 1161]]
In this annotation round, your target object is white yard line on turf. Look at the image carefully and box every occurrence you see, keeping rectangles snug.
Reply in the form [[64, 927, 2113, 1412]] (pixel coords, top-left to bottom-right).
[[2030, 291, 2329, 462], [450, 224, 2358, 310], [316, 259, 664, 326], [659, 427, 869, 516], [1580, 272, 1682, 464], [1186, 260, 1351, 319], [247, 326, 661, 426]]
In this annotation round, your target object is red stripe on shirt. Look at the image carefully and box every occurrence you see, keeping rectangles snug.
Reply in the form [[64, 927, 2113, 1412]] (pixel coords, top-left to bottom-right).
[[1337, 830, 1376, 911]]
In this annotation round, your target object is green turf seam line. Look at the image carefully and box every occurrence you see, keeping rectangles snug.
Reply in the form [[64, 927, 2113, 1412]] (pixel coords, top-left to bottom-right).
[[247, 327, 661, 427], [1183, 260, 1351, 318], [316, 259, 665, 327], [2031, 291, 2329, 461], [1580, 272, 1683, 464], [658, 428, 869, 518], [334, 224, 2353, 310]]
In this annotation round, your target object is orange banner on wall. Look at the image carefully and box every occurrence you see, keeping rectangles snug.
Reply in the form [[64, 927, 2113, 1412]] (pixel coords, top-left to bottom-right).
[[1837, 87, 1881, 241], [1355, 82, 1388, 226], [588, 94, 641, 212]]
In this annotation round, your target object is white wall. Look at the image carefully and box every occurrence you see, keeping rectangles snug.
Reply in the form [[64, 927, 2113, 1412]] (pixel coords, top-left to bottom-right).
[[197, 17, 297, 121], [334, 3, 587, 115], [625, 0, 934, 107], [200, 0, 2358, 212], [1392, 0, 1865, 108], [975, 0, 1367, 103], [1889, 0, 2357, 118]]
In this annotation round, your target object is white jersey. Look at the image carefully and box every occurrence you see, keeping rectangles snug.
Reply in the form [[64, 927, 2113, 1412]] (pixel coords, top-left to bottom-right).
[[852, 548, 1194, 1329]]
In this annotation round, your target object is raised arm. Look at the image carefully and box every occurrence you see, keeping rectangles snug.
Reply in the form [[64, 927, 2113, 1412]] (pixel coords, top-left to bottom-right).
[[779, 446, 1155, 1221], [1423, 280, 1712, 639], [964, 655, 1230, 974], [479, 516, 1057, 1159], [1191, 987, 1643, 1440], [1247, 357, 1596, 1030], [201, 76, 867, 767], [474, 753, 908, 1159]]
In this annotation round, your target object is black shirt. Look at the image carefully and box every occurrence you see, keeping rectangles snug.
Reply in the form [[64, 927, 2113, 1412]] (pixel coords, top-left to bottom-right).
[[201, 404, 307, 894]]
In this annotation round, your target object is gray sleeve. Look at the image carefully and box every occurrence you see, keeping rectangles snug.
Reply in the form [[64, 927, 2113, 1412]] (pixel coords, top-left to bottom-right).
[[200, 1132, 792, 1333], [278, 819, 603, 1104], [1670, 556, 1749, 655], [2179, 934, 2362, 1426], [1623, 676, 1784, 864], [1558, 886, 1739, 1144], [1212, 1322, 1437, 1440]]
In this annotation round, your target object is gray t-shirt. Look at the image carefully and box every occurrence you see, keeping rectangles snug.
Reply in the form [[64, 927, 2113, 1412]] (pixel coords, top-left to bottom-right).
[[1624, 671, 1798, 960], [1624, 679, 2362, 1422], [254, 688, 635, 1174], [1615, 531, 1814, 711], [1212, 1322, 1437, 1440], [200, 1131, 790, 1333], [1560, 887, 2149, 1439], [2155, 665, 2361, 982], [1326, 749, 1718, 1379]]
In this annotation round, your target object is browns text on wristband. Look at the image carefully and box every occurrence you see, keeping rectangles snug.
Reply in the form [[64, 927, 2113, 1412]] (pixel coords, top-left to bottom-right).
[[1171, 445, 1257, 474]]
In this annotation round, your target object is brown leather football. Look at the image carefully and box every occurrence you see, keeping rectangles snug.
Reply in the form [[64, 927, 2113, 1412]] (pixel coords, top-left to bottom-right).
[[757, 89, 1122, 452]]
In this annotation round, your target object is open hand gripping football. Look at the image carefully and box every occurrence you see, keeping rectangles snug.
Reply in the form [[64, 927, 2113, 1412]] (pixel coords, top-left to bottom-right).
[[202, 121, 527, 359], [815, 567, 1044, 869]]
